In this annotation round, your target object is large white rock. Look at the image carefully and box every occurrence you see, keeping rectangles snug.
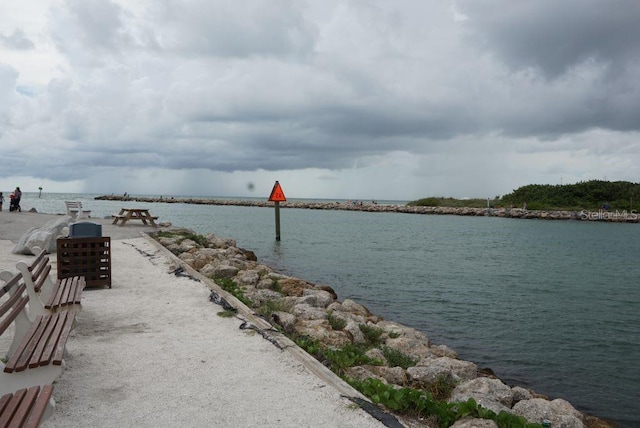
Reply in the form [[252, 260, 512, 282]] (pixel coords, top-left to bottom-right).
[[407, 357, 478, 384], [13, 216, 71, 255], [449, 377, 514, 414], [512, 398, 584, 428]]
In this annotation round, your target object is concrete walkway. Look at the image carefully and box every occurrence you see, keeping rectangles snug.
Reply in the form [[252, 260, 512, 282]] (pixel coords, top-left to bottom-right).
[[0, 212, 393, 427]]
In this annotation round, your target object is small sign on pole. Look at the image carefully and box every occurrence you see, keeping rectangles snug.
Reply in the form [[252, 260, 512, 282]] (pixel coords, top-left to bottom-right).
[[268, 181, 286, 202], [268, 181, 286, 240]]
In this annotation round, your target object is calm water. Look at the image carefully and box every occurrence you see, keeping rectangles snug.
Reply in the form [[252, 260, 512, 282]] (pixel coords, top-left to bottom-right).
[[20, 193, 640, 426]]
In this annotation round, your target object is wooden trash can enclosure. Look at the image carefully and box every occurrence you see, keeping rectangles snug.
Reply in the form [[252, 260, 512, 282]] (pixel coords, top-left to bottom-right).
[[57, 237, 112, 288]]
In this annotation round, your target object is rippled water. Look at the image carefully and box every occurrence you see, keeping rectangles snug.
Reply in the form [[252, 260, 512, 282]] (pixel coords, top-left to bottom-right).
[[21, 193, 640, 426]]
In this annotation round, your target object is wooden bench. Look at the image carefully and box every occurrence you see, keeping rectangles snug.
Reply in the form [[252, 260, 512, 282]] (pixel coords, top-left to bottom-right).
[[0, 271, 75, 394], [0, 385, 54, 428], [64, 201, 91, 220], [0, 248, 85, 317]]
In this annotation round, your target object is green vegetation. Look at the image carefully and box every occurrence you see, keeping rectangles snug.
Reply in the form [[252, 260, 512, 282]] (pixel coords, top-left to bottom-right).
[[408, 180, 640, 212], [500, 180, 640, 211], [381, 346, 418, 370], [427, 374, 456, 401], [255, 298, 292, 319], [213, 278, 254, 307], [359, 324, 384, 346], [291, 328, 543, 426], [407, 197, 498, 208], [348, 379, 544, 428], [323, 343, 382, 376], [270, 278, 283, 293], [327, 311, 347, 330]]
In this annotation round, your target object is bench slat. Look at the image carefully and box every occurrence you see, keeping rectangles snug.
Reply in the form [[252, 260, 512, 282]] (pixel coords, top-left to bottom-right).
[[0, 385, 51, 428], [0, 388, 24, 427], [6, 315, 46, 373], [27, 251, 46, 274], [0, 388, 32, 427], [72, 277, 85, 303], [13, 386, 38, 428], [36, 313, 66, 368], [0, 288, 29, 336], [59, 281, 71, 307], [25, 385, 54, 428]]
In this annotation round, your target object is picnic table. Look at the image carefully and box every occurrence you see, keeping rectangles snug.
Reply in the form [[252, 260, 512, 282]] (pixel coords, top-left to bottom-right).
[[112, 208, 158, 227]]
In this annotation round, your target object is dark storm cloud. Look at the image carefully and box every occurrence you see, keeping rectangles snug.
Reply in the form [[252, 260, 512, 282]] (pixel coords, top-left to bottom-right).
[[457, 0, 640, 137], [458, 0, 640, 78]]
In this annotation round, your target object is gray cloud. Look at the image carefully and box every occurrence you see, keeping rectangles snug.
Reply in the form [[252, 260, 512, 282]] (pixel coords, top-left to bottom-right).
[[458, 0, 640, 78], [0, 29, 35, 50]]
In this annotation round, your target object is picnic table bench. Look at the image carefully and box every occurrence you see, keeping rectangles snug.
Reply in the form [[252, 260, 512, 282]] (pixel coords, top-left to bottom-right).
[[0, 270, 75, 396], [0, 385, 54, 428], [64, 201, 91, 220], [0, 247, 85, 317], [111, 208, 158, 227]]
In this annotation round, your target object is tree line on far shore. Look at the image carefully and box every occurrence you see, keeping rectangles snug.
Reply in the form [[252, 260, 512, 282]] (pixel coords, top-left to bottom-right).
[[408, 180, 640, 211]]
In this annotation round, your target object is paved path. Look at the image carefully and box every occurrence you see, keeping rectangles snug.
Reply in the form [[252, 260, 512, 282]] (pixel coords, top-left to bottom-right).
[[0, 211, 393, 428]]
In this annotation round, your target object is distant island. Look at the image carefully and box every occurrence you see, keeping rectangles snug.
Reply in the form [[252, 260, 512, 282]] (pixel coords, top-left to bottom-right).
[[408, 180, 640, 212]]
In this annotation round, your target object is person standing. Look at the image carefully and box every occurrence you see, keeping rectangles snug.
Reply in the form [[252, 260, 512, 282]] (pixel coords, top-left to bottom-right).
[[13, 187, 22, 212], [0, 192, 4, 211]]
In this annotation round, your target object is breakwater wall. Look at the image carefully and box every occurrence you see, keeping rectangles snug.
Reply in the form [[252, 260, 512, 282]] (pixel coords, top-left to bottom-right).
[[95, 195, 638, 222]]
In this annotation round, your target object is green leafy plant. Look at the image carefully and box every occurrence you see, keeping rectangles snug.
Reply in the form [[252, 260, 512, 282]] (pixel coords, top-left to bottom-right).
[[322, 343, 381, 376], [359, 324, 384, 346], [214, 278, 254, 307], [327, 311, 347, 331], [270, 278, 283, 293], [295, 335, 322, 357], [349, 378, 544, 428], [256, 299, 291, 319], [381, 346, 418, 370]]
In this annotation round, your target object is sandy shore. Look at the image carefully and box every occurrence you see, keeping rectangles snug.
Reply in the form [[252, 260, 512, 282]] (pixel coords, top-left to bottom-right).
[[0, 212, 390, 427]]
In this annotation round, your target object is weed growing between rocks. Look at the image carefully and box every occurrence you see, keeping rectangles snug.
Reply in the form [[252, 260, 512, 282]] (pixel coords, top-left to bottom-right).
[[348, 378, 544, 428], [381, 346, 418, 370], [256, 299, 292, 319], [213, 278, 254, 307], [327, 311, 347, 330], [359, 323, 384, 346]]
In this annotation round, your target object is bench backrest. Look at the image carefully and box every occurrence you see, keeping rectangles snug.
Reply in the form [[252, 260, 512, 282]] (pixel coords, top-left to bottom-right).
[[0, 272, 32, 356], [65, 201, 81, 217], [13, 248, 56, 315], [26, 250, 51, 294]]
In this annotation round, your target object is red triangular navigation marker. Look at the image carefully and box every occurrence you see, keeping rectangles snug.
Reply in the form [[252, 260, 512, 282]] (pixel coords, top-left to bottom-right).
[[268, 181, 287, 202]]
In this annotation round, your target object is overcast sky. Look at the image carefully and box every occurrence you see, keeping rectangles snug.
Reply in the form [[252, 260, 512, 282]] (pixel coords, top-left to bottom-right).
[[1, 0, 639, 201]]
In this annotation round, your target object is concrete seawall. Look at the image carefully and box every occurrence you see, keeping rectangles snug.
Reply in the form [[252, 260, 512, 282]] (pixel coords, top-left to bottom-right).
[[95, 195, 639, 223]]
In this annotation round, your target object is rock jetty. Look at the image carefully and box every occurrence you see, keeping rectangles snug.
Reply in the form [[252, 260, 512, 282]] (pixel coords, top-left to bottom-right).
[[153, 229, 615, 428], [96, 195, 639, 223]]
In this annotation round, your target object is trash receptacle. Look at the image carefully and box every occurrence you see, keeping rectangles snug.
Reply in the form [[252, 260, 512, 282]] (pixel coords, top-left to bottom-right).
[[57, 236, 111, 288], [69, 222, 102, 238]]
